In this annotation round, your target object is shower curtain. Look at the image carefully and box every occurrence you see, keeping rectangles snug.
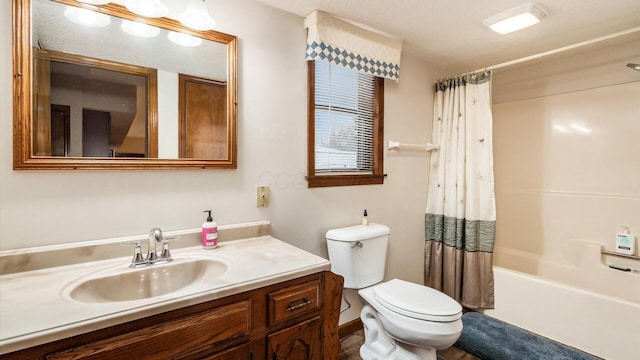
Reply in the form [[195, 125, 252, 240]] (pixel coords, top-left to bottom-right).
[[424, 72, 496, 309]]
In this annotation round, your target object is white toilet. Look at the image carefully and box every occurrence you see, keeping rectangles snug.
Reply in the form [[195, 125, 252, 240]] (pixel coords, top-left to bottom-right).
[[326, 223, 463, 360]]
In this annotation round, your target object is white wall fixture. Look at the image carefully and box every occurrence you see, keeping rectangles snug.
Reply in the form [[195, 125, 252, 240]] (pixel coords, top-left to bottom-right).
[[124, 0, 169, 18], [388, 140, 439, 151], [64, 6, 110, 27], [178, 0, 216, 31], [482, 3, 547, 34]]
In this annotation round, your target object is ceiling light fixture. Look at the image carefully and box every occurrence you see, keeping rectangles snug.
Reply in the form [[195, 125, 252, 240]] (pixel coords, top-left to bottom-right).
[[121, 19, 161, 38], [178, 0, 216, 31], [64, 6, 110, 27], [124, 0, 168, 18], [483, 2, 547, 34], [167, 31, 202, 47]]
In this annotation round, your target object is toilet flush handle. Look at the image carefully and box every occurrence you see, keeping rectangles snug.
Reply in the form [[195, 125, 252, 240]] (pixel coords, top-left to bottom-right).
[[351, 241, 363, 249]]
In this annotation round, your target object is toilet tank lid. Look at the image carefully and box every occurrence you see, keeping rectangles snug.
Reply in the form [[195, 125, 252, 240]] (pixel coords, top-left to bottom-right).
[[326, 223, 390, 242]]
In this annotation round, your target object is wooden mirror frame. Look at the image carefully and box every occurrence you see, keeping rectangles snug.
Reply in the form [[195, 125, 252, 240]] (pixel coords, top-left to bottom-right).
[[13, 0, 238, 170]]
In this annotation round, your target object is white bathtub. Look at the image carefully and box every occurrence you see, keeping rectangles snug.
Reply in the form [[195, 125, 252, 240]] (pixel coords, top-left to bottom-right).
[[482, 266, 640, 360]]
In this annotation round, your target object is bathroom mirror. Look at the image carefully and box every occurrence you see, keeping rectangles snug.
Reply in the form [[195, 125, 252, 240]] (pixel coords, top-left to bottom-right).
[[13, 0, 238, 169]]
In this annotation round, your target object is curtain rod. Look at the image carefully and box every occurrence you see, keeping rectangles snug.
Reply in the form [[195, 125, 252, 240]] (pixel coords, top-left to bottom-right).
[[436, 26, 640, 82], [478, 26, 640, 73]]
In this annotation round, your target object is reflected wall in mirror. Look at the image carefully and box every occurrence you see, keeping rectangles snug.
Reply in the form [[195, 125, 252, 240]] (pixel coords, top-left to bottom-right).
[[33, 49, 158, 158], [13, 0, 238, 170]]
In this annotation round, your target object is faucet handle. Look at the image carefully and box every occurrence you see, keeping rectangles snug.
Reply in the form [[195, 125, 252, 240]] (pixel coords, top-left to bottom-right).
[[121, 241, 144, 267], [163, 236, 179, 242], [158, 236, 178, 262], [122, 240, 141, 246]]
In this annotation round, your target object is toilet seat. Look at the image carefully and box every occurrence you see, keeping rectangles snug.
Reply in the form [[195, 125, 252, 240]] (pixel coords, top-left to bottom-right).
[[373, 279, 462, 322]]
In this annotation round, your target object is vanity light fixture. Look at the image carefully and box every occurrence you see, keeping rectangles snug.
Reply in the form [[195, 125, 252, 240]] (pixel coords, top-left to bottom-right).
[[482, 2, 547, 34], [178, 0, 216, 31], [124, 0, 169, 18], [64, 6, 110, 27], [121, 20, 161, 38], [167, 31, 203, 47]]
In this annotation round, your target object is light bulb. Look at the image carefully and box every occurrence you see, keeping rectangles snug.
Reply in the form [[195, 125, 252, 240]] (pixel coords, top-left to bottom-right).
[[124, 0, 168, 18], [64, 6, 110, 27], [167, 31, 202, 47], [178, 0, 216, 30], [121, 20, 160, 38]]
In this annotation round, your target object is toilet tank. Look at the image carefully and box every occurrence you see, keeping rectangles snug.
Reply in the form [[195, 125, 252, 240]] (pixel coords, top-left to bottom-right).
[[326, 223, 390, 289]]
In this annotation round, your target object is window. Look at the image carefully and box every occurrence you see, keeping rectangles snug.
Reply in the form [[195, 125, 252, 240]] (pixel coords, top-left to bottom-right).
[[306, 61, 384, 187]]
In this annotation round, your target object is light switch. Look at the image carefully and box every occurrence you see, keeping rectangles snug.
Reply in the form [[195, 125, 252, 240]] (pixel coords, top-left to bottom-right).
[[257, 186, 269, 207]]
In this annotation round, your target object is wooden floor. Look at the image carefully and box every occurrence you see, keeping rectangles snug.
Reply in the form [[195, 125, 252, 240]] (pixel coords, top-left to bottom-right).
[[339, 330, 479, 360]]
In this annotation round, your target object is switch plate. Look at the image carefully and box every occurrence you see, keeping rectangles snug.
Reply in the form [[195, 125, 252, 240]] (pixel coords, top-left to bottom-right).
[[257, 186, 269, 207]]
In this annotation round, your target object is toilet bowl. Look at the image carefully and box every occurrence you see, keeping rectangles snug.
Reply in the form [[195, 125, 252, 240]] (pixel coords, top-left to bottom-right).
[[326, 224, 463, 360], [358, 279, 462, 359]]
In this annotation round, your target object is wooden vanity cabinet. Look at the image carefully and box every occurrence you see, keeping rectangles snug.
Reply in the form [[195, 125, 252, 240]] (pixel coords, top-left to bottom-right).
[[267, 317, 322, 360], [0, 271, 343, 360]]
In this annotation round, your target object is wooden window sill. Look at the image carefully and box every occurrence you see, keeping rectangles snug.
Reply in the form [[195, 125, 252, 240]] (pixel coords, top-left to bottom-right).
[[306, 174, 385, 188]]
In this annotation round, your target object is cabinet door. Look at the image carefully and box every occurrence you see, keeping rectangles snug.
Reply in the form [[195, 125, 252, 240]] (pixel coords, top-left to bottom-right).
[[179, 74, 228, 159], [267, 317, 321, 360], [200, 342, 250, 360]]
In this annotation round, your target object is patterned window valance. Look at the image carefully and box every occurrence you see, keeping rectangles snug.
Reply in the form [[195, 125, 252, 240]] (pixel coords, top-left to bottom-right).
[[304, 10, 402, 80]]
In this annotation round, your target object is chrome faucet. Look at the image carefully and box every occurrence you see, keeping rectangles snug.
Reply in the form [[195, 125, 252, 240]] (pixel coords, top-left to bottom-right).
[[122, 228, 175, 268], [147, 227, 162, 263]]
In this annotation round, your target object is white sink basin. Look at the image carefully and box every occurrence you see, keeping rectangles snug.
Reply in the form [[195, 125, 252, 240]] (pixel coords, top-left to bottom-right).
[[66, 257, 228, 303]]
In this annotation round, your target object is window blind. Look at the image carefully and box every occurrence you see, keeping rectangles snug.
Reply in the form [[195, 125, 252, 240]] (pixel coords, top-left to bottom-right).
[[314, 61, 375, 173]]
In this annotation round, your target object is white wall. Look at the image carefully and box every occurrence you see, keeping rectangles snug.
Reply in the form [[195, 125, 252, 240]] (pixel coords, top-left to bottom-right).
[[0, 0, 439, 322], [157, 70, 179, 158]]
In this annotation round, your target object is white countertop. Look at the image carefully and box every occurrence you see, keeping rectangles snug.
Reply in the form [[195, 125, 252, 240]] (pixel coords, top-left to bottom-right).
[[0, 236, 331, 355]]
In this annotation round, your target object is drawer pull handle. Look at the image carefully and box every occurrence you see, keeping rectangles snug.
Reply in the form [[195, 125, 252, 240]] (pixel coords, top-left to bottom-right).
[[286, 297, 313, 312]]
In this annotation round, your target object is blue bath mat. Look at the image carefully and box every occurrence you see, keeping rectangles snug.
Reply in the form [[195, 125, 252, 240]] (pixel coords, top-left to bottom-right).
[[454, 312, 600, 360]]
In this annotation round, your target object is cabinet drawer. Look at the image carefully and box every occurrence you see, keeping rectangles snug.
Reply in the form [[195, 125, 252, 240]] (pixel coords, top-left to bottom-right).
[[268, 280, 320, 326], [46, 300, 251, 360]]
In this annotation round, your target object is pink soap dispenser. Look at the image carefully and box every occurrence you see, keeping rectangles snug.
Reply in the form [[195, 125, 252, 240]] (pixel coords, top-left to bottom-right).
[[202, 210, 218, 249]]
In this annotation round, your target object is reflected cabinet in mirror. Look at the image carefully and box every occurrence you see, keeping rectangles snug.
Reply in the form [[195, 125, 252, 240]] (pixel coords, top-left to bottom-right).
[[13, 0, 238, 169]]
